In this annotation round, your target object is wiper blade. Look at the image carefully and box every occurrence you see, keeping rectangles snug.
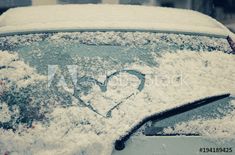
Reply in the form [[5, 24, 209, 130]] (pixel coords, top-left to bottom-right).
[[227, 36, 235, 54], [115, 93, 230, 151]]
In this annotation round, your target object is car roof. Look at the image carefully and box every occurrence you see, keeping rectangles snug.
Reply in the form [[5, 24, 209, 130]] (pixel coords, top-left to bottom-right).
[[0, 4, 231, 37], [227, 23, 235, 32]]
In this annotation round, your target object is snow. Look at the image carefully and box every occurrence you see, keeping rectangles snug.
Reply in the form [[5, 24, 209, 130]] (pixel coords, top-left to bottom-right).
[[163, 99, 235, 139], [0, 4, 231, 37], [0, 32, 235, 154], [0, 50, 235, 155], [0, 51, 46, 88], [0, 103, 13, 122], [227, 23, 235, 32]]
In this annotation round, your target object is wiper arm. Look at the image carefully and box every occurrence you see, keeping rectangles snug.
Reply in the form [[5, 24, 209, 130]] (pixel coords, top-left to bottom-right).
[[227, 36, 235, 54], [115, 93, 230, 151]]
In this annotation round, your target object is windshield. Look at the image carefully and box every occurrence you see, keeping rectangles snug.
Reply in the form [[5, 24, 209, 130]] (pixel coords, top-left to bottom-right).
[[0, 32, 234, 155]]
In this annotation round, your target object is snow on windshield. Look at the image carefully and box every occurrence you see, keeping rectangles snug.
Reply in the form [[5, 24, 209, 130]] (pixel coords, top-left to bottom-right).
[[0, 32, 234, 155], [163, 99, 235, 139]]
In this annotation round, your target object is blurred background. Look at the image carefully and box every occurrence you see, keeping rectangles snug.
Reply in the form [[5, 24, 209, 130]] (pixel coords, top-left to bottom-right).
[[0, 0, 234, 26]]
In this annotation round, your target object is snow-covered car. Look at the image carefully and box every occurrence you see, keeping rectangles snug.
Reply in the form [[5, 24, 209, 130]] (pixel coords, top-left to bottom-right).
[[0, 4, 234, 155]]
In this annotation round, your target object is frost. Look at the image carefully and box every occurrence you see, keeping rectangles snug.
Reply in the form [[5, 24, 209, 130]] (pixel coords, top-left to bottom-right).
[[0, 51, 46, 88], [0, 32, 234, 154], [0, 32, 231, 52], [0, 103, 14, 122]]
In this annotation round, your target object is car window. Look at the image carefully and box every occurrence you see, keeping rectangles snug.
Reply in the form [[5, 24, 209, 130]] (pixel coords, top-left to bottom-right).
[[0, 32, 232, 128], [0, 32, 231, 74], [0, 31, 234, 154]]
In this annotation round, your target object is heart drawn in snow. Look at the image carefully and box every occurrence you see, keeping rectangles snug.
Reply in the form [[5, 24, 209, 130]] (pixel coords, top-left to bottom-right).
[[74, 70, 145, 118]]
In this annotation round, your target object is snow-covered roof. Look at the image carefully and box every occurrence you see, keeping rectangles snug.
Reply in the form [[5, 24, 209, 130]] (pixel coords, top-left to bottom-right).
[[0, 4, 231, 37], [227, 23, 235, 32]]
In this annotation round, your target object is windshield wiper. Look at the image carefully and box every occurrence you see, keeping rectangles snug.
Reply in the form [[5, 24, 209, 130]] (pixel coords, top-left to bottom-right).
[[115, 93, 230, 151], [227, 36, 235, 54]]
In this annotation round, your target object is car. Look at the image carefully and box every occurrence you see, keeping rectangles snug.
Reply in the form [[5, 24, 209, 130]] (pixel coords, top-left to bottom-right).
[[0, 4, 234, 155]]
